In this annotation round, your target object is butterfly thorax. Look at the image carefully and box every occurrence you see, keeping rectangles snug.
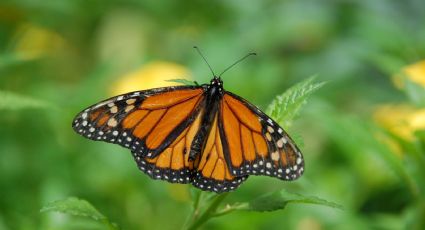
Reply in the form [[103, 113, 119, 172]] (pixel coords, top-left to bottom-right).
[[188, 77, 224, 161]]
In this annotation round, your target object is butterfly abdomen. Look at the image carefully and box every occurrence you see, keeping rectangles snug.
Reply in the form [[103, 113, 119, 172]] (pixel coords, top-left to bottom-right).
[[189, 81, 223, 161]]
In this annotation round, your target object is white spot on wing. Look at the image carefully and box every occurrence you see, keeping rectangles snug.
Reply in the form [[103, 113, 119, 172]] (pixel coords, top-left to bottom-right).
[[271, 151, 280, 161], [267, 126, 274, 133], [266, 133, 272, 141], [110, 106, 118, 114], [125, 105, 135, 112], [296, 158, 302, 164], [126, 99, 136, 105], [108, 118, 118, 127], [266, 162, 272, 168], [277, 138, 286, 148]]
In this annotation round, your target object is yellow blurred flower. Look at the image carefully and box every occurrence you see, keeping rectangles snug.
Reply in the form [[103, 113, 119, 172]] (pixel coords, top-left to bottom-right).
[[373, 104, 425, 141], [14, 23, 67, 59], [111, 61, 192, 95], [393, 60, 425, 89]]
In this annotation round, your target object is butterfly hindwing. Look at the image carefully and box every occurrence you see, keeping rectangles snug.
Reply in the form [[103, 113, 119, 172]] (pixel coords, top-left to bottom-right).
[[219, 92, 304, 180], [191, 112, 248, 193], [131, 109, 204, 184]]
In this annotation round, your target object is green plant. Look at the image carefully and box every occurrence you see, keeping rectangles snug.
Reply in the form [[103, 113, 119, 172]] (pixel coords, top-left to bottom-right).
[[41, 197, 118, 230], [0, 90, 53, 110]]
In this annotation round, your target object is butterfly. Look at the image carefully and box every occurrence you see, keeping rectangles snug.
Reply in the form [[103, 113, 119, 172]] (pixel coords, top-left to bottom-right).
[[72, 48, 304, 193]]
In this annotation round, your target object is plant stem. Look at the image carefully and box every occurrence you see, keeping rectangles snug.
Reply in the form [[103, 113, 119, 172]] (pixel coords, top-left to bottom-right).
[[182, 191, 203, 230], [213, 203, 249, 218], [186, 193, 229, 230], [193, 191, 203, 211]]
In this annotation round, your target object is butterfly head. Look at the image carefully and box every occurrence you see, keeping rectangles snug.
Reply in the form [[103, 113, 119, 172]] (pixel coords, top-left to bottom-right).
[[207, 76, 224, 95], [211, 76, 223, 85], [211, 76, 223, 87]]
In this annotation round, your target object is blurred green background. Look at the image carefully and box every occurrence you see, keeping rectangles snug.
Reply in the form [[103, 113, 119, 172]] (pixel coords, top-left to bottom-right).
[[1, 0, 425, 229]]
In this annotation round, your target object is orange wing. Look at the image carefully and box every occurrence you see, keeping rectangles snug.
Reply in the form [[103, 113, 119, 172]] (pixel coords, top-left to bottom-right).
[[133, 109, 203, 183], [191, 112, 247, 192], [72, 86, 205, 158], [219, 92, 304, 181]]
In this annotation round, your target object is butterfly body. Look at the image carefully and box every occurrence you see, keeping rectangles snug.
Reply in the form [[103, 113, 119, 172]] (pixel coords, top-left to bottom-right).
[[189, 77, 224, 161], [72, 76, 304, 193]]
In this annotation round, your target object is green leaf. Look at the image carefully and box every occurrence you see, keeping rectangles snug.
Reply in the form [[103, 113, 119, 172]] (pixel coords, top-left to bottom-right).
[[239, 189, 342, 212], [404, 79, 425, 107], [41, 197, 107, 221], [41, 197, 119, 229], [0, 90, 52, 110], [290, 132, 305, 148], [266, 76, 326, 129], [166, 78, 197, 86]]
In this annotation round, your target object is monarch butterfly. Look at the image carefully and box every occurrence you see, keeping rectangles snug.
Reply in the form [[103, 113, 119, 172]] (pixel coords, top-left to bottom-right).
[[72, 47, 304, 193]]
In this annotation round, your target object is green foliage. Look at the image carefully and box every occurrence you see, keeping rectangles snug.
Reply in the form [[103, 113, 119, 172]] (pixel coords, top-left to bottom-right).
[[41, 197, 118, 229], [184, 189, 341, 230], [405, 79, 425, 107], [266, 76, 326, 129], [243, 189, 342, 212], [0, 53, 34, 70], [166, 79, 198, 86], [0, 90, 52, 110]]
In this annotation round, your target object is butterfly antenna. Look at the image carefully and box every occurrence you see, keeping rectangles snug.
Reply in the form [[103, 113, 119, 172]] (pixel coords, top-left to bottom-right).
[[193, 46, 216, 76], [219, 52, 257, 77]]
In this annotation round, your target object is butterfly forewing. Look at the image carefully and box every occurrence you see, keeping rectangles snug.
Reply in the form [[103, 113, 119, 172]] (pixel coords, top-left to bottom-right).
[[72, 86, 204, 158], [220, 92, 304, 181]]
